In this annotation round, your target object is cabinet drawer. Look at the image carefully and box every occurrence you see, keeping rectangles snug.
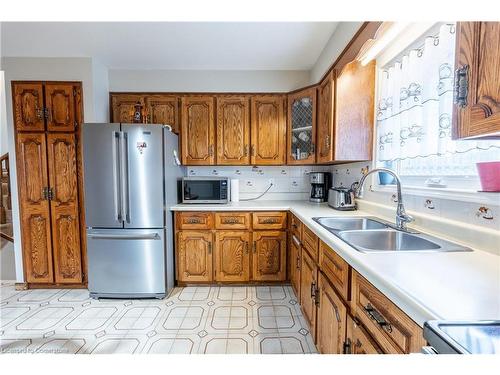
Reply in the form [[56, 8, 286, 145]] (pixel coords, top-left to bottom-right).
[[289, 214, 302, 241], [302, 225, 319, 261], [252, 212, 287, 230], [319, 241, 350, 301], [351, 271, 425, 354], [176, 212, 214, 230], [215, 212, 251, 230]]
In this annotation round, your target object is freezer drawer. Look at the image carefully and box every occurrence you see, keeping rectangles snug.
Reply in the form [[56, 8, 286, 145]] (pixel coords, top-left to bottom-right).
[[87, 228, 166, 298]]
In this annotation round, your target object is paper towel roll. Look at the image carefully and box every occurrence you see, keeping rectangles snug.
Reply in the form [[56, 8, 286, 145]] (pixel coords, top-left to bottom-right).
[[230, 179, 240, 202]]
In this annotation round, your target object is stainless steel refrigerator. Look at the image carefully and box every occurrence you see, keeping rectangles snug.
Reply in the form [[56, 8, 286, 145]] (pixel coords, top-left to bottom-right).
[[82, 123, 184, 299]]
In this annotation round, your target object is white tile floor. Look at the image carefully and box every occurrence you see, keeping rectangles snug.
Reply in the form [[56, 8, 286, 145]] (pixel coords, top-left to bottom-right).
[[0, 281, 317, 354]]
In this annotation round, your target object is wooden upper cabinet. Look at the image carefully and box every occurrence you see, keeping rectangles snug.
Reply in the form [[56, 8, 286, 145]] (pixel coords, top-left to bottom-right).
[[346, 315, 383, 354], [47, 133, 82, 284], [181, 96, 215, 165], [16, 133, 53, 283], [111, 94, 145, 123], [334, 60, 375, 161], [316, 72, 335, 163], [145, 95, 180, 133], [252, 231, 286, 282], [216, 96, 250, 165], [45, 83, 77, 132], [177, 231, 213, 283], [12, 83, 45, 132], [287, 87, 317, 164], [453, 22, 500, 139], [250, 95, 286, 165], [214, 231, 250, 282]]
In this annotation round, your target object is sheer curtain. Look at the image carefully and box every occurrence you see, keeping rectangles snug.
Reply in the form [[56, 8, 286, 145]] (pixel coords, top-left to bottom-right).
[[376, 23, 500, 177]]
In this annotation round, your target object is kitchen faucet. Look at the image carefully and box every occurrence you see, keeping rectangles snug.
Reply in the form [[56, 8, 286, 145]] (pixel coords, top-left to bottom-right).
[[354, 168, 414, 231]]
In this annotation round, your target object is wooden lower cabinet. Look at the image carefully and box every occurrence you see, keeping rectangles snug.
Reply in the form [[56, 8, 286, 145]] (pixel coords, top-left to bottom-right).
[[214, 231, 250, 282], [252, 231, 286, 281], [345, 315, 383, 354], [289, 234, 301, 299], [316, 272, 347, 354], [300, 249, 318, 341], [177, 231, 213, 283]]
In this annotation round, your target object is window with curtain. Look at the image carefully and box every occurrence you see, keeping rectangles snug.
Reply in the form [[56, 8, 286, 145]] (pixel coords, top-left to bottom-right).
[[375, 23, 500, 189]]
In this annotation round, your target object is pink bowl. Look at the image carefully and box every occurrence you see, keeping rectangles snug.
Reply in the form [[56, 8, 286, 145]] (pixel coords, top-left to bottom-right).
[[476, 161, 500, 192]]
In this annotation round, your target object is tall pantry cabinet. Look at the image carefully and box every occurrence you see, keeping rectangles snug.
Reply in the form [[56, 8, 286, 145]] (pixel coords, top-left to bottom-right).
[[12, 81, 85, 286]]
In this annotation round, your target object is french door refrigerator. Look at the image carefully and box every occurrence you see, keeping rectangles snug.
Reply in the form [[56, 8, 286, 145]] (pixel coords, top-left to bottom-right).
[[82, 123, 184, 299]]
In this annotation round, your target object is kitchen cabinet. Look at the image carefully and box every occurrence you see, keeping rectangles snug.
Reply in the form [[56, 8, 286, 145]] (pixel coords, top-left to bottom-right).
[[345, 315, 383, 354], [252, 211, 287, 230], [216, 96, 250, 165], [110, 93, 145, 123], [287, 87, 317, 164], [145, 95, 180, 133], [250, 95, 286, 165], [44, 83, 78, 132], [177, 230, 213, 283], [319, 240, 350, 301], [252, 230, 286, 282], [453, 22, 500, 139], [316, 72, 335, 163], [12, 83, 46, 132], [316, 272, 347, 354], [300, 248, 318, 341], [289, 233, 301, 299], [180, 96, 216, 165], [214, 231, 250, 282], [214, 212, 251, 230], [301, 224, 319, 261]]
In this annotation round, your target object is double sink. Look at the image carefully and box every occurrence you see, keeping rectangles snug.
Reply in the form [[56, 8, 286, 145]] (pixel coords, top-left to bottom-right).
[[312, 217, 472, 253]]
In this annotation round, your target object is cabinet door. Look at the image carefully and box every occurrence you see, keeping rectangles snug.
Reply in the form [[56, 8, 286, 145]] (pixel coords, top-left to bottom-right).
[[12, 82, 45, 132], [214, 231, 250, 282], [250, 95, 286, 165], [16, 133, 53, 283], [334, 60, 375, 161], [346, 315, 383, 354], [47, 133, 82, 284], [287, 88, 317, 164], [216, 96, 250, 165], [181, 96, 215, 165], [145, 95, 180, 133], [300, 249, 318, 340], [316, 273, 347, 354], [290, 234, 301, 300], [316, 72, 335, 163], [177, 231, 213, 283], [110, 94, 145, 123], [45, 83, 77, 132], [453, 22, 500, 138], [252, 231, 286, 282]]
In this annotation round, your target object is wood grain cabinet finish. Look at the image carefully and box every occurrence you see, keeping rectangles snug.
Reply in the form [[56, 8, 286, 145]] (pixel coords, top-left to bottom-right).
[[316, 72, 335, 163], [16, 133, 53, 283], [287, 88, 317, 164], [334, 60, 375, 161], [453, 22, 500, 139], [216, 96, 250, 165], [214, 231, 250, 282], [176, 212, 214, 230], [316, 273, 347, 354], [250, 95, 286, 165], [13, 83, 45, 132], [47, 133, 82, 283], [319, 240, 350, 301], [177, 231, 213, 283], [290, 214, 302, 242], [346, 315, 384, 354], [351, 270, 426, 354], [252, 211, 287, 230], [111, 94, 145, 123], [289, 234, 301, 300], [44, 83, 77, 132], [145, 95, 179, 133], [181, 96, 215, 165], [301, 224, 319, 261], [252, 231, 286, 281], [214, 212, 250, 230], [300, 249, 318, 341]]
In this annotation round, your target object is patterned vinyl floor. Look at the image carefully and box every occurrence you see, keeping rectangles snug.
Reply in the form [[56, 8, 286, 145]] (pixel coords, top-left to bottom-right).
[[0, 281, 317, 354]]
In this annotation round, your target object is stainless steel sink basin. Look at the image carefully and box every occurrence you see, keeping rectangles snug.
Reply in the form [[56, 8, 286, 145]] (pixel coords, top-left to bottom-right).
[[338, 229, 441, 252], [313, 217, 388, 231]]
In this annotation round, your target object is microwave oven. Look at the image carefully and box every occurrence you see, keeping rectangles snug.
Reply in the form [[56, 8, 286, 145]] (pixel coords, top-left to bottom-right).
[[181, 177, 229, 204]]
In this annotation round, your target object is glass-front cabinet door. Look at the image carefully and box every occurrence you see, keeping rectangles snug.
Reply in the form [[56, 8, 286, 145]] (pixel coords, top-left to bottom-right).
[[287, 87, 317, 164]]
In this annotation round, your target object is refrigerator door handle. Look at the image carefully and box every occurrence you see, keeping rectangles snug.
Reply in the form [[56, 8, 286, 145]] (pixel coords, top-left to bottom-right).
[[112, 131, 122, 222], [87, 233, 161, 240], [120, 131, 130, 223]]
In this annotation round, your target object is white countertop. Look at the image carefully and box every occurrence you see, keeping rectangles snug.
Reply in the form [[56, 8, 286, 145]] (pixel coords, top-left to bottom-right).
[[170, 200, 500, 326]]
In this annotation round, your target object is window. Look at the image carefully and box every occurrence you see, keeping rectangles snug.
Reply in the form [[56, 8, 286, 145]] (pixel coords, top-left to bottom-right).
[[375, 23, 500, 191]]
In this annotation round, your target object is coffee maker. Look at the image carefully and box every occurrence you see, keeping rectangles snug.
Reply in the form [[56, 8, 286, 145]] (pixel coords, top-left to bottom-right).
[[309, 172, 332, 203]]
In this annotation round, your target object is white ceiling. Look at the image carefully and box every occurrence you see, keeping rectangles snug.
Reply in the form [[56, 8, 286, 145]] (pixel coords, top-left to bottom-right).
[[1, 22, 339, 70]]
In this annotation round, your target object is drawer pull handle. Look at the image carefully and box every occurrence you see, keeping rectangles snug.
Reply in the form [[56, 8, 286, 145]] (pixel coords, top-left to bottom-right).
[[186, 218, 202, 224], [364, 303, 392, 333], [245, 241, 249, 254], [222, 218, 239, 224], [262, 218, 279, 224]]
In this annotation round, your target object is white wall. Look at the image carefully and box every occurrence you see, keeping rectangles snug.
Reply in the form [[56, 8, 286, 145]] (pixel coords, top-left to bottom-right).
[[92, 59, 110, 122], [109, 69, 310, 93]]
